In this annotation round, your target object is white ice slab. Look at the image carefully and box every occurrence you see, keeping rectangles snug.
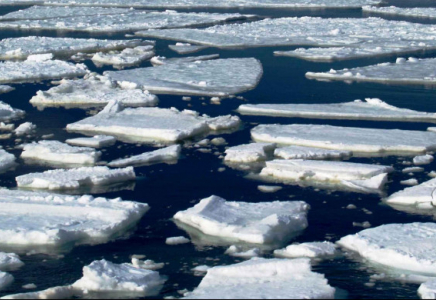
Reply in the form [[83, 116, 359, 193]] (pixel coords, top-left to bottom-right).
[[414, 155, 434, 166], [275, 146, 351, 160], [419, 280, 436, 299], [21, 141, 101, 166], [307, 58, 436, 85], [67, 102, 241, 143], [30, 74, 158, 109], [338, 223, 436, 276], [363, 6, 436, 20], [0, 189, 149, 247], [0, 101, 24, 123], [0, 86, 14, 94], [105, 58, 263, 97], [274, 242, 336, 258], [252, 124, 436, 154], [239, 98, 436, 123], [108, 145, 181, 168], [92, 46, 155, 68], [385, 178, 436, 209], [224, 143, 276, 163], [150, 54, 219, 66], [174, 195, 309, 245], [184, 258, 335, 299], [66, 135, 116, 148], [0, 149, 16, 174], [169, 43, 208, 55], [16, 166, 136, 191]]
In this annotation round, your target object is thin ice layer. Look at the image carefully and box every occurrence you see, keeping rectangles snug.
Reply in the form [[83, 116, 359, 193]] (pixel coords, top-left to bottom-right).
[[66, 136, 116, 148], [0, 149, 16, 174], [337, 223, 436, 276], [0, 101, 24, 123], [224, 143, 276, 163], [385, 178, 436, 209], [150, 54, 219, 66], [419, 280, 436, 299], [105, 58, 263, 97], [108, 145, 181, 167], [92, 46, 155, 68], [0, 189, 149, 246], [184, 258, 335, 299], [252, 124, 436, 154], [275, 146, 351, 160], [174, 195, 309, 245], [274, 242, 336, 258], [16, 166, 136, 191], [363, 6, 436, 20], [239, 99, 436, 122], [306, 58, 436, 85], [30, 74, 158, 108]]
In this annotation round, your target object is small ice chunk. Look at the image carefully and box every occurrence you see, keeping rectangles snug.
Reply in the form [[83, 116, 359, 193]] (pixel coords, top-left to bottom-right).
[[169, 43, 208, 55], [211, 137, 226, 146], [400, 178, 419, 186], [403, 167, 425, 173], [274, 242, 336, 258], [0, 253, 24, 271], [224, 143, 276, 163], [150, 54, 219, 66], [414, 155, 434, 166], [165, 236, 190, 245], [0, 149, 16, 174], [258, 185, 283, 193], [22, 284, 37, 290], [275, 146, 351, 160], [0, 101, 24, 122], [131, 259, 164, 271], [419, 279, 436, 299], [353, 221, 372, 228], [66, 135, 116, 148], [386, 178, 436, 209], [108, 145, 181, 168], [225, 245, 261, 258], [2, 286, 74, 299], [0, 85, 14, 94], [92, 46, 155, 68], [14, 122, 36, 136], [192, 265, 210, 273]]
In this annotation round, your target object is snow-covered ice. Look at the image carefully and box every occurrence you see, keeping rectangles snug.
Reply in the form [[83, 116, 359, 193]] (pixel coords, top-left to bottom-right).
[[184, 258, 335, 299], [174, 195, 309, 245], [252, 124, 436, 155], [338, 223, 436, 276], [274, 242, 337, 258], [239, 99, 436, 123], [0, 86, 14, 94], [224, 143, 276, 163], [275, 146, 351, 160], [14, 122, 36, 137], [169, 43, 208, 55], [66, 135, 116, 148], [166, 236, 190, 245], [414, 155, 434, 166], [419, 280, 436, 299], [92, 46, 155, 68], [363, 6, 436, 20], [105, 58, 263, 97], [0, 101, 24, 123], [16, 166, 136, 191], [108, 145, 181, 168], [385, 178, 436, 209], [150, 54, 219, 66]]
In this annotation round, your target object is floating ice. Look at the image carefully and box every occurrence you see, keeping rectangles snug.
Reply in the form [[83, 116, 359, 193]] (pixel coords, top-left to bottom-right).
[[108, 145, 181, 168], [14, 122, 36, 137], [239, 99, 436, 123], [166, 236, 190, 245], [275, 146, 351, 160], [16, 166, 136, 191], [274, 242, 336, 258], [92, 46, 155, 68], [225, 245, 260, 258], [363, 6, 436, 20], [169, 43, 208, 55], [66, 135, 116, 148], [21, 141, 101, 167], [414, 155, 434, 166], [150, 54, 219, 66], [258, 185, 282, 193], [338, 223, 436, 276], [0, 86, 14, 94], [0, 101, 24, 123], [0, 253, 23, 272], [385, 178, 436, 209], [31, 74, 158, 109], [184, 258, 335, 299], [419, 280, 436, 299], [252, 124, 436, 155], [2, 286, 74, 299], [403, 167, 424, 173], [0, 273, 14, 291], [105, 58, 263, 97], [400, 178, 419, 186], [174, 195, 309, 245], [224, 143, 276, 163], [131, 259, 164, 271]]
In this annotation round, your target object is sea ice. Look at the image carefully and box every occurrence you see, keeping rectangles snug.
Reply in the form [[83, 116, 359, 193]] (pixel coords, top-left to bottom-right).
[[131, 259, 164, 271], [169, 43, 208, 55], [0, 273, 14, 291], [150, 54, 219, 66], [92, 46, 155, 68], [414, 155, 434, 166], [252, 124, 436, 155], [419, 279, 436, 299], [274, 242, 337, 258], [385, 178, 436, 209], [166, 236, 190, 245], [0, 86, 14, 94], [257, 185, 282, 193], [403, 167, 424, 173], [0, 253, 24, 272], [16, 166, 136, 191], [225, 245, 260, 258], [275, 146, 351, 160], [105, 58, 263, 97], [184, 258, 335, 299], [2, 286, 74, 299], [174, 195, 309, 245], [224, 143, 276, 163], [0, 101, 24, 123], [363, 6, 436, 20], [14, 122, 36, 137], [108, 145, 181, 168], [400, 178, 419, 186], [66, 135, 116, 148]]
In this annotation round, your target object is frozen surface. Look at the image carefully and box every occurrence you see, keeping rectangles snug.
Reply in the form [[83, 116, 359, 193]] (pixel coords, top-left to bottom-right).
[[21, 141, 101, 166], [150, 54, 219, 66], [67, 102, 241, 143], [385, 178, 436, 209], [174, 195, 309, 245], [92, 46, 155, 68], [0, 86, 14, 94], [275, 146, 351, 160], [238, 98, 436, 123], [0, 189, 149, 247], [274, 242, 336, 258], [0, 253, 24, 272], [184, 258, 335, 299], [419, 280, 436, 299], [169, 43, 208, 55], [363, 6, 436, 20], [30, 74, 158, 109], [66, 135, 116, 148], [108, 145, 181, 168], [224, 143, 276, 163], [306, 58, 436, 85], [0, 102, 24, 123], [105, 58, 263, 97], [338, 223, 436, 276], [252, 124, 436, 154], [414, 155, 434, 166], [16, 166, 136, 191]]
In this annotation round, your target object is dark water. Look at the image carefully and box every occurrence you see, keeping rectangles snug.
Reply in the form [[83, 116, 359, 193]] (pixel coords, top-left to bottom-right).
[[0, 1, 436, 299]]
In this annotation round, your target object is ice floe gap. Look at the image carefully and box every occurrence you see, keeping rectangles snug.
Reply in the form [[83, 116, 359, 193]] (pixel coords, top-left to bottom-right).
[[92, 46, 155, 69], [66, 135, 116, 148], [150, 54, 219, 66], [363, 6, 436, 20], [108, 145, 181, 168]]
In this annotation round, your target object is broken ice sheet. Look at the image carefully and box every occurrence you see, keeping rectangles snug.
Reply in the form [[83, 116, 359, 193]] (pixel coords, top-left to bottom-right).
[[108, 145, 181, 168], [92, 46, 155, 69], [363, 6, 436, 20], [150, 54, 219, 66], [0, 101, 25, 123], [105, 58, 263, 97]]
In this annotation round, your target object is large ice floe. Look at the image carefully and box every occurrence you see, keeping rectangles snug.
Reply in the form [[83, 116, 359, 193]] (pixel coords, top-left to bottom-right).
[[0, 189, 149, 249], [337, 223, 436, 276], [385, 178, 436, 210], [0, 101, 24, 123], [67, 101, 241, 144], [306, 58, 436, 85], [363, 6, 436, 20], [105, 58, 263, 97], [224, 143, 276, 163], [21, 141, 101, 167], [92, 46, 155, 68], [184, 258, 335, 299], [0, 149, 16, 174], [274, 146, 351, 160], [239, 98, 436, 122], [16, 166, 136, 191], [251, 124, 436, 155], [30, 74, 158, 109], [174, 195, 309, 245], [108, 145, 181, 168], [260, 160, 393, 194]]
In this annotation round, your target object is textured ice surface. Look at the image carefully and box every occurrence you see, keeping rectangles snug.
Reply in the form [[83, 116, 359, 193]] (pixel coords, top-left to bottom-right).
[[239, 98, 436, 123], [184, 258, 335, 299], [307, 58, 436, 85], [92, 46, 155, 68], [16, 166, 136, 191], [174, 195, 309, 245], [414, 155, 434, 166], [275, 146, 351, 160], [150, 54, 219, 66], [21, 141, 101, 166], [0, 86, 14, 94], [108, 145, 181, 168], [66, 135, 116, 148], [0, 149, 16, 174], [0, 37, 145, 60], [105, 58, 263, 97], [419, 280, 436, 299], [252, 124, 436, 154], [169, 43, 208, 55], [363, 6, 436, 20], [30, 74, 158, 109], [274, 242, 336, 258], [338, 223, 436, 276], [0, 101, 24, 123], [0, 189, 149, 247], [224, 143, 276, 163], [67, 102, 241, 143], [385, 178, 436, 209]]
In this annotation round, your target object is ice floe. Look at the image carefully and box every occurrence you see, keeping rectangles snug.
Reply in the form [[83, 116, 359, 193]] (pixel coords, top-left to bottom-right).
[[400, 178, 419, 186], [403, 167, 424, 173], [239, 98, 436, 123], [0, 253, 24, 272], [31, 74, 158, 109], [166, 236, 190, 245], [414, 155, 434, 166], [66, 135, 116, 148], [275, 146, 351, 160], [169, 43, 208, 55], [92, 46, 155, 68], [0, 149, 16, 174], [2, 286, 74, 299], [419, 280, 436, 299], [258, 185, 282, 193], [385, 178, 436, 209], [108, 145, 181, 168], [225, 245, 261, 258], [105, 58, 263, 97], [184, 258, 335, 299], [338, 223, 436, 276], [14, 122, 36, 137], [252, 124, 436, 155], [0, 86, 14, 94], [150, 54, 219, 66], [0, 273, 14, 291], [274, 242, 337, 259], [16, 166, 136, 191], [363, 6, 436, 20], [174, 195, 309, 245], [0, 101, 24, 123], [224, 143, 276, 163]]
